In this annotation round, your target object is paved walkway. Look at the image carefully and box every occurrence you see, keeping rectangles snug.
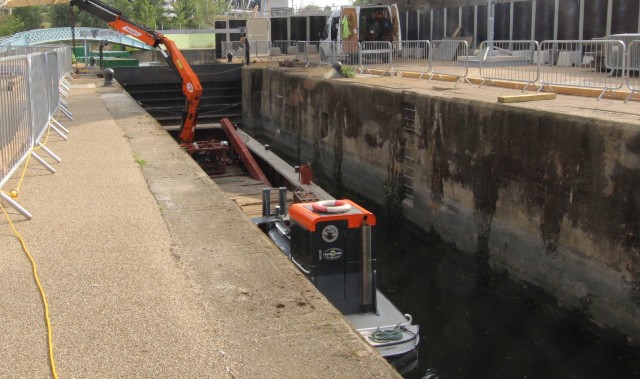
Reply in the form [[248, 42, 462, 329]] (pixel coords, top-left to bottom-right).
[[0, 76, 399, 378]]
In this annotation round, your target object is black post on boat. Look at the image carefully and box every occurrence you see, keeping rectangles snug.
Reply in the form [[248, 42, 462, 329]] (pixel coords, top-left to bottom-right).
[[278, 187, 287, 216], [361, 218, 374, 313], [261, 188, 271, 217]]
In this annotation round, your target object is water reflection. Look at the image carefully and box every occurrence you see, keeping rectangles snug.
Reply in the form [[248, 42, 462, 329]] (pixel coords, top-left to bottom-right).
[[372, 216, 639, 379]]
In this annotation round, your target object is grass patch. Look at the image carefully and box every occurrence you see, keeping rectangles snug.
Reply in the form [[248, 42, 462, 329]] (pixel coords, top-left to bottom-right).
[[341, 66, 357, 78], [134, 156, 147, 167]]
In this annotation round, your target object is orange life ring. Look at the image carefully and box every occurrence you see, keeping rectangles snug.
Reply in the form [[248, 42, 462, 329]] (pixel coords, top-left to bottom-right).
[[312, 200, 352, 213]]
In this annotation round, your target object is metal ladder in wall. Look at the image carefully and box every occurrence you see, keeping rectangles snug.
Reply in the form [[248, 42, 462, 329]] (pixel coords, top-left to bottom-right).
[[402, 106, 416, 200]]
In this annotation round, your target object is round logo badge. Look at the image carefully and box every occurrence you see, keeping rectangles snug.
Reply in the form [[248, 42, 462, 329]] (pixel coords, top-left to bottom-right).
[[322, 225, 339, 243], [187, 83, 194, 93]]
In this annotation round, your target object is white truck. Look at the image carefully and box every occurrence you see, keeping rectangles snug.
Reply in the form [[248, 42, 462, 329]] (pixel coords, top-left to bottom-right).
[[319, 4, 402, 62]]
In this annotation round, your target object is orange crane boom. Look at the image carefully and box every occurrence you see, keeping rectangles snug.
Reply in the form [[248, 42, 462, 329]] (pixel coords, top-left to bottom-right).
[[70, 0, 202, 143]]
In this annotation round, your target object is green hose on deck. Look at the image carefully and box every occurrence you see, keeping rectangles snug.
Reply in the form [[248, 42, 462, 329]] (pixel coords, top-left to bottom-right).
[[369, 327, 404, 343]]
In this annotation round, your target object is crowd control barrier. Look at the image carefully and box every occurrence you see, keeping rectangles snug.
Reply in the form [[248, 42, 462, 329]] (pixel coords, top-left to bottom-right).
[[360, 41, 393, 76], [428, 39, 470, 84], [538, 40, 626, 99], [477, 40, 539, 90], [391, 40, 430, 78], [625, 40, 640, 102], [221, 36, 640, 102], [269, 40, 299, 61], [298, 41, 320, 67], [0, 46, 72, 219]]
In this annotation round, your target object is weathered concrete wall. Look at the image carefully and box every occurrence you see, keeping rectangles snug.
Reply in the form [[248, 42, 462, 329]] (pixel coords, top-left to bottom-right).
[[241, 66, 640, 345]]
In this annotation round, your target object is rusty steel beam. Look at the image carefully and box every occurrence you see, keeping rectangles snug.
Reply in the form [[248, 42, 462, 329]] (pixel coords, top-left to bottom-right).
[[220, 118, 272, 187]]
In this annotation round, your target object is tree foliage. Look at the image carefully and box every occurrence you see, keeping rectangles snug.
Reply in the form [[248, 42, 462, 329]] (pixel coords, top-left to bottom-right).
[[12, 6, 44, 30], [0, 14, 24, 37], [0, 0, 233, 36], [132, 0, 165, 29], [198, 0, 234, 26], [49, 4, 106, 28], [171, 0, 198, 29]]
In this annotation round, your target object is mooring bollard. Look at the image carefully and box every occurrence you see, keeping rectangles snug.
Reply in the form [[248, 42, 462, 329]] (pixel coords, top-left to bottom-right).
[[103, 68, 114, 86]]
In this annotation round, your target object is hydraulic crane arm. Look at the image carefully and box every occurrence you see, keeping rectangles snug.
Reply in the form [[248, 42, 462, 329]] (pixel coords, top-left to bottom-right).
[[70, 0, 202, 143]]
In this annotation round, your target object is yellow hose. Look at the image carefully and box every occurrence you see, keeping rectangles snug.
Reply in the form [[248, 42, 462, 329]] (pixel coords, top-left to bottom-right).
[[0, 128, 59, 378]]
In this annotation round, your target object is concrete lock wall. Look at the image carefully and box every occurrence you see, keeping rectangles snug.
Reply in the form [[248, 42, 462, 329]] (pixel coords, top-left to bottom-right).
[[241, 67, 640, 345]]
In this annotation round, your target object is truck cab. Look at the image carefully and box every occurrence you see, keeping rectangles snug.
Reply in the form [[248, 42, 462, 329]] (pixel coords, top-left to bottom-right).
[[319, 4, 402, 61]]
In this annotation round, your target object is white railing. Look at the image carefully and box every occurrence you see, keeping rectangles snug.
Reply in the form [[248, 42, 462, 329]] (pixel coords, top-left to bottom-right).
[[318, 41, 361, 67], [360, 41, 392, 75], [284, 37, 639, 101], [625, 40, 640, 102], [538, 40, 626, 99], [0, 46, 71, 219], [318, 41, 337, 65], [428, 39, 470, 84], [391, 40, 430, 78], [298, 41, 320, 67], [0, 55, 31, 189], [270, 40, 299, 60], [477, 40, 539, 91]]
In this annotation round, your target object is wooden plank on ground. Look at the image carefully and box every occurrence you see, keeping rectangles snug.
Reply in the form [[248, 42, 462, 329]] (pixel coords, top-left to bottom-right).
[[498, 93, 556, 103]]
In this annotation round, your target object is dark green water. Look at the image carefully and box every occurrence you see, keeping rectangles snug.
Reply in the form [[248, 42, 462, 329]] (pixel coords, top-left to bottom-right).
[[372, 214, 640, 379]]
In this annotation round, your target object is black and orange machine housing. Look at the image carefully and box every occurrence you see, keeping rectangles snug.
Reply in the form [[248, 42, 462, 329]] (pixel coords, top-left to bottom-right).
[[288, 200, 378, 314]]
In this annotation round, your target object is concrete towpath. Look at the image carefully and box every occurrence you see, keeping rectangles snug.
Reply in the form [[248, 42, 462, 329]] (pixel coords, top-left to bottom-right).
[[0, 76, 400, 378]]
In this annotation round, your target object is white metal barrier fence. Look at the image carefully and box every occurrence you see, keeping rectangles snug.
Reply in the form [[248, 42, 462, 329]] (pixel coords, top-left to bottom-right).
[[0, 46, 71, 219], [222, 37, 640, 101], [316, 41, 393, 74], [360, 41, 392, 75], [270, 40, 299, 60], [478, 40, 539, 90], [221, 41, 245, 62], [603, 34, 637, 72], [625, 40, 640, 102], [0, 55, 31, 188], [221, 40, 265, 62], [538, 40, 626, 99], [224, 40, 313, 63], [31, 53, 52, 143], [319, 41, 362, 67], [45, 52, 60, 122], [55, 46, 74, 120], [429, 39, 470, 84], [289, 38, 640, 101], [340, 41, 361, 67], [298, 41, 320, 67], [391, 40, 430, 78], [318, 41, 337, 65], [250, 40, 271, 61], [1, 46, 73, 120]]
